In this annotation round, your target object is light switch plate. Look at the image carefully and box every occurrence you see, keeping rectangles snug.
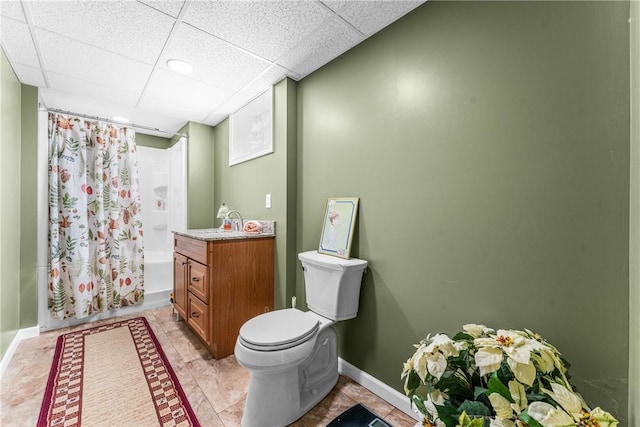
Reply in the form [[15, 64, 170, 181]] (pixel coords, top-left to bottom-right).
[[266, 193, 271, 208]]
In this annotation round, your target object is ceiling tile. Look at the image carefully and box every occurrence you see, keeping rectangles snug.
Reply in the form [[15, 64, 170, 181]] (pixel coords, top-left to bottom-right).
[[0, 0, 26, 21], [277, 14, 365, 77], [41, 87, 185, 136], [137, 0, 185, 18], [334, 0, 424, 36], [13, 63, 46, 87], [48, 71, 140, 107], [137, 94, 203, 123], [37, 29, 153, 94], [2, 0, 422, 135], [202, 64, 291, 126], [26, 0, 175, 64], [183, 1, 332, 61], [162, 23, 271, 92], [0, 17, 40, 67], [318, 0, 349, 14], [143, 68, 233, 113]]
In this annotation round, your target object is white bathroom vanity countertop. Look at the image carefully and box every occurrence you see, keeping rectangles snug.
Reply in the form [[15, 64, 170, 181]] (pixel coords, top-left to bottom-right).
[[173, 220, 275, 241]]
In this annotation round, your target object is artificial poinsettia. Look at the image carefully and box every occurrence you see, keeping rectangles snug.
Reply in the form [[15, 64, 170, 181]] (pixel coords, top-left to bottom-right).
[[401, 324, 618, 427]]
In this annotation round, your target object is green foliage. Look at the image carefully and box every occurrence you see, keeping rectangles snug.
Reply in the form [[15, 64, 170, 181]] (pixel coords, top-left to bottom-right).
[[65, 136, 80, 153], [49, 183, 59, 208], [458, 400, 491, 417], [118, 229, 132, 242], [487, 373, 512, 402], [400, 325, 618, 427], [434, 404, 459, 427], [50, 277, 67, 316], [518, 410, 545, 427], [65, 235, 77, 253], [120, 166, 131, 186], [62, 192, 78, 209]]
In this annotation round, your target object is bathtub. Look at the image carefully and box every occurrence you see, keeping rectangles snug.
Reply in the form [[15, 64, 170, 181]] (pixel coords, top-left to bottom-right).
[[144, 250, 173, 307], [145, 250, 173, 292]]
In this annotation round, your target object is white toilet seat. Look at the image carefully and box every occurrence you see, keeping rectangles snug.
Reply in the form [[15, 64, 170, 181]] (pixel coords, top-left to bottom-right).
[[239, 308, 319, 351]]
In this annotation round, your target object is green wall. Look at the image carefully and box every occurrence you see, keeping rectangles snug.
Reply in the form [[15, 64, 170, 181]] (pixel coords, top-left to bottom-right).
[[20, 84, 38, 329], [136, 133, 170, 149], [2, 1, 634, 421], [0, 48, 23, 357], [629, 1, 639, 424], [214, 79, 298, 309], [184, 122, 216, 229], [296, 1, 629, 422]]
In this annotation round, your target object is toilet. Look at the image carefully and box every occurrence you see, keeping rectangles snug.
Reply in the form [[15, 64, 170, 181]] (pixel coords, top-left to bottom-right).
[[234, 250, 368, 427]]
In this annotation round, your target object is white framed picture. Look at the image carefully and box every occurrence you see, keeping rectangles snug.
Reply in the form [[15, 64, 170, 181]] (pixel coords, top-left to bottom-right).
[[229, 87, 273, 166], [318, 197, 359, 259]]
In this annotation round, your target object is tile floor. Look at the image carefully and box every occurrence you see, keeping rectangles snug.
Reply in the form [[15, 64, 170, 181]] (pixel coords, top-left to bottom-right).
[[0, 306, 417, 427]]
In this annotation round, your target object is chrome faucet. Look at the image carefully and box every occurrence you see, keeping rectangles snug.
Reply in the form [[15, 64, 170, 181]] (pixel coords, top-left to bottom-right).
[[225, 210, 244, 231]]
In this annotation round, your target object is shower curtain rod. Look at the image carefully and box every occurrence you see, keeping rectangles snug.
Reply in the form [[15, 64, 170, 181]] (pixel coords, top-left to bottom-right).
[[45, 107, 187, 138]]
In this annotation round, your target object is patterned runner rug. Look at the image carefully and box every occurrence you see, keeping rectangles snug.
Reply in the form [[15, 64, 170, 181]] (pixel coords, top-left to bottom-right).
[[37, 317, 200, 427]]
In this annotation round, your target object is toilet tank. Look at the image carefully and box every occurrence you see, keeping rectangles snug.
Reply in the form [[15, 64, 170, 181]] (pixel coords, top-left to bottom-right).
[[298, 251, 368, 321]]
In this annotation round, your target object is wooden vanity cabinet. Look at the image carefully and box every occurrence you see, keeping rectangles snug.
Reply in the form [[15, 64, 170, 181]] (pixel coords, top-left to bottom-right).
[[173, 233, 275, 359]]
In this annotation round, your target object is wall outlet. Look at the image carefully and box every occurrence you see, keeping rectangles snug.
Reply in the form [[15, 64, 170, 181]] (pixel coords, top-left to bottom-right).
[[265, 193, 271, 208]]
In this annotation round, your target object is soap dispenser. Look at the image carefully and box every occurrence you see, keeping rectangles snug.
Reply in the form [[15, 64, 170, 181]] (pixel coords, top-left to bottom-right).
[[216, 203, 230, 228]]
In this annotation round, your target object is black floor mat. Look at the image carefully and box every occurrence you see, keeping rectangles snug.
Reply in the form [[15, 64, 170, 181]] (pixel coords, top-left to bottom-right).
[[327, 403, 393, 427]]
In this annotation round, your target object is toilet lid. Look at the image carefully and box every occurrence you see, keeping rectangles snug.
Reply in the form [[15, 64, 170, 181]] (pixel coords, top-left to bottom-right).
[[239, 309, 319, 351]]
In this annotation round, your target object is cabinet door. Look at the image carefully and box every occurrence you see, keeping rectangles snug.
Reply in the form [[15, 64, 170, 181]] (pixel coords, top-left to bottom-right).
[[188, 260, 209, 303], [173, 252, 188, 318], [188, 294, 210, 344]]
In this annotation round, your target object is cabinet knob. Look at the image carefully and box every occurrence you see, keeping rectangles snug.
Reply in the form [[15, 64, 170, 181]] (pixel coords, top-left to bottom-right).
[[191, 312, 199, 318], [191, 277, 200, 282], [182, 262, 187, 266]]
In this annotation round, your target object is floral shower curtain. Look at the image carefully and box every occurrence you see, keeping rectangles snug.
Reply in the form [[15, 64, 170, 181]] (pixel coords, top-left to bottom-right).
[[48, 113, 144, 320]]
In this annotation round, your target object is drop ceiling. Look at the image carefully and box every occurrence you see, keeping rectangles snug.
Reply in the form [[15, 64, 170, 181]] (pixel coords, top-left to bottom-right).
[[1, 0, 424, 137]]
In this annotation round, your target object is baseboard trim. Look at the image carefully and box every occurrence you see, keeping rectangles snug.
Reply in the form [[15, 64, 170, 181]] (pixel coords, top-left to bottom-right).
[[0, 325, 40, 380], [338, 358, 419, 421]]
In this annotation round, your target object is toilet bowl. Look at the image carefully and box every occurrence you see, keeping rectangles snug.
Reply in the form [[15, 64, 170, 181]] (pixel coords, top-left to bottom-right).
[[234, 251, 368, 427], [235, 309, 338, 426]]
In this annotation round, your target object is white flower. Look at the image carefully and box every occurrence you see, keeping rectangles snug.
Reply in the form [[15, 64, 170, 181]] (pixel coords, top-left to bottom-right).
[[402, 325, 618, 427], [506, 357, 536, 386], [412, 334, 459, 381], [530, 351, 555, 373], [541, 382, 585, 416], [423, 390, 445, 420], [489, 419, 516, 427], [508, 380, 527, 412], [474, 330, 536, 380], [475, 346, 503, 376], [589, 407, 619, 427], [526, 401, 575, 427], [463, 324, 494, 338], [429, 333, 460, 358], [488, 393, 514, 419]]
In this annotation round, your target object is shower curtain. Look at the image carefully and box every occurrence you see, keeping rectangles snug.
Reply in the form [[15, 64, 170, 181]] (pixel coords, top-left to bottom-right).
[[48, 112, 144, 320]]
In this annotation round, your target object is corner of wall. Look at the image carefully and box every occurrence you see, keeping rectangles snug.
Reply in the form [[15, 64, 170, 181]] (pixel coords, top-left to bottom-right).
[[1, 47, 23, 358], [20, 84, 39, 329], [628, 1, 639, 424]]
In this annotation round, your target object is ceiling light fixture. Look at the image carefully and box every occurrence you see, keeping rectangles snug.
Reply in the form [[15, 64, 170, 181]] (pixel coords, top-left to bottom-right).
[[167, 59, 193, 74]]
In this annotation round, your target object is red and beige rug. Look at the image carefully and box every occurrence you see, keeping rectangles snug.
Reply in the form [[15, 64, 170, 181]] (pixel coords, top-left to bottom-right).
[[37, 317, 200, 427]]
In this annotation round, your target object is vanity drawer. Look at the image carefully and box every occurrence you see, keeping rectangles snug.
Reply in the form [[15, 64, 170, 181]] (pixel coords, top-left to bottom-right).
[[188, 260, 209, 303], [187, 294, 210, 345], [174, 234, 208, 265]]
